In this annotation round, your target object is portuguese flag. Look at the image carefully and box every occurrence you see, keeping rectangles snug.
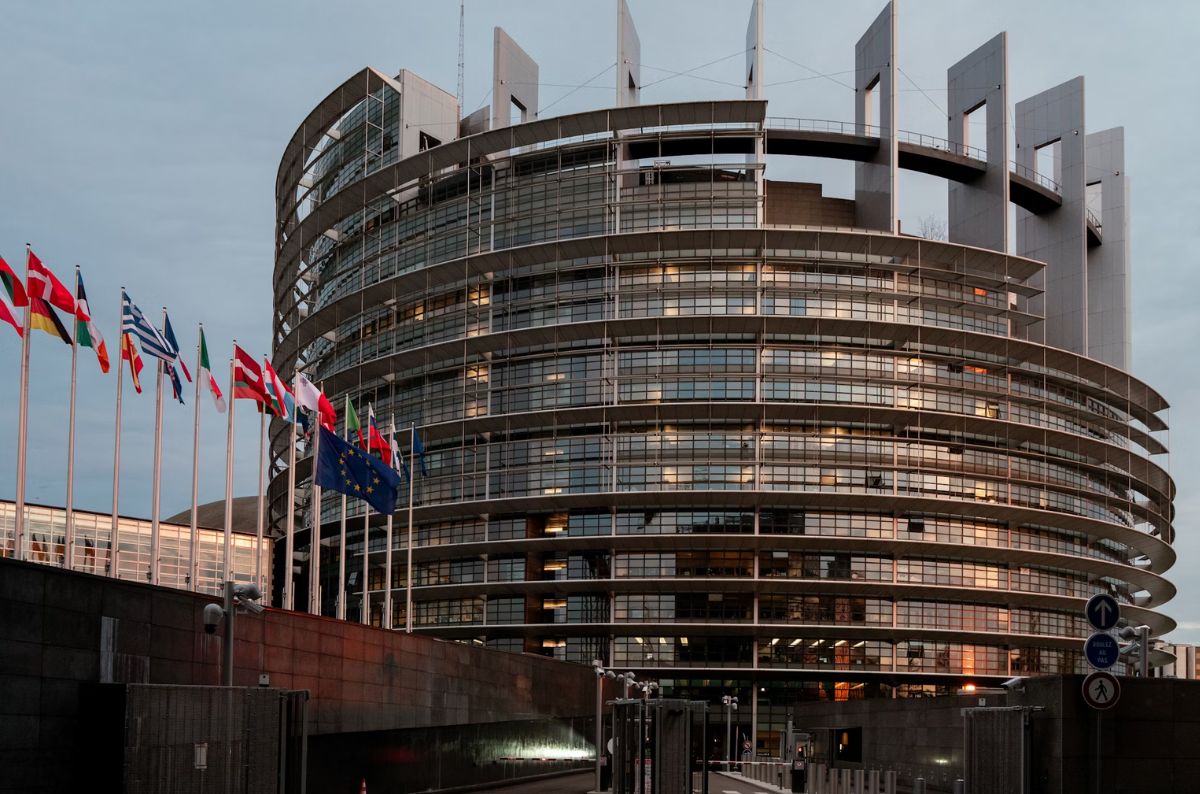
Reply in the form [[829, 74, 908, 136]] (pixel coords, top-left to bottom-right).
[[0, 256, 24, 338], [198, 327, 226, 412]]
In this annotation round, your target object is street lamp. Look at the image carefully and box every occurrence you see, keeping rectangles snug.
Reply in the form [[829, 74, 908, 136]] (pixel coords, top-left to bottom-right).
[[203, 581, 264, 686], [593, 660, 618, 792], [721, 695, 739, 768]]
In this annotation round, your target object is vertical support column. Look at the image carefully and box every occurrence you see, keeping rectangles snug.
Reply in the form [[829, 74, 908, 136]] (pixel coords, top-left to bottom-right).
[[1085, 127, 1130, 369], [745, 0, 766, 227], [745, 0, 764, 100], [854, 1, 897, 232], [1016, 77, 1088, 354], [947, 33, 1010, 252], [617, 0, 641, 108], [492, 27, 539, 129]]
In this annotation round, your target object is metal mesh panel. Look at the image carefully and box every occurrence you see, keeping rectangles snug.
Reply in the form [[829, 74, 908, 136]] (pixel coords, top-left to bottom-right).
[[963, 707, 1026, 794], [122, 685, 285, 794]]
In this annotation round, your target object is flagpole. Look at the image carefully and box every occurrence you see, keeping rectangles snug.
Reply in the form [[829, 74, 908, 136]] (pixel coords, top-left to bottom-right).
[[309, 386, 323, 615], [337, 394, 349, 620], [222, 346, 236, 582], [148, 309, 166, 585], [384, 415, 395, 629], [188, 325, 203, 591], [284, 376, 298, 610], [110, 288, 125, 576], [361, 507, 370, 625], [406, 422, 415, 634], [255, 407, 265, 589], [13, 245, 34, 562], [64, 267, 81, 570]]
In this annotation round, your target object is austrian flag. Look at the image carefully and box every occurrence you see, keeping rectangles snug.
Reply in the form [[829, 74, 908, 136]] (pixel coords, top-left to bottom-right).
[[233, 343, 268, 404]]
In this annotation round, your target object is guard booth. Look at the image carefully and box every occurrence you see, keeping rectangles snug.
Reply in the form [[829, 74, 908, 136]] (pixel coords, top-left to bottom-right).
[[611, 698, 708, 794]]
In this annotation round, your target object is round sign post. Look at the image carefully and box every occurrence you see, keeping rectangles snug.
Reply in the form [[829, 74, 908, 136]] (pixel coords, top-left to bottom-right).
[[1085, 594, 1120, 632], [1083, 632, 1120, 670], [1082, 671, 1121, 710]]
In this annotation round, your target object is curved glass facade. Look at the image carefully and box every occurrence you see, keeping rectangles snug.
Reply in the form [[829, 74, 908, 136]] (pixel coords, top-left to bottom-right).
[[272, 84, 1174, 711]]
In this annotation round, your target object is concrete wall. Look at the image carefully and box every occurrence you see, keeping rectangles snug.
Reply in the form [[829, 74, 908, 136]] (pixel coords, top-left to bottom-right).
[[0, 557, 594, 794], [791, 691, 997, 790], [1012, 675, 1200, 794], [791, 676, 1200, 793], [764, 180, 856, 227]]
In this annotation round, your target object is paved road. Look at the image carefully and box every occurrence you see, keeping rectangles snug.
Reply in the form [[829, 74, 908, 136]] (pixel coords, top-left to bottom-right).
[[472, 770, 787, 794], [473, 770, 593, 793]]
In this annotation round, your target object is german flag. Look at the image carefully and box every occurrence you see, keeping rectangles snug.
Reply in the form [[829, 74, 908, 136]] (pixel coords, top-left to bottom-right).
[[29, 296, 71, 344]]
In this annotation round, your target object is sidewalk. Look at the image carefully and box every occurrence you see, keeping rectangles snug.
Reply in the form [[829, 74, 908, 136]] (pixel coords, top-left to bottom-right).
[[713, 770, 793, 793]]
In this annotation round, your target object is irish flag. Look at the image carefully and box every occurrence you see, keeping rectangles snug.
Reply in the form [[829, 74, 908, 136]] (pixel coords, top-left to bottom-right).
[[74, 270, 109, 373], [199, 327, 226, 412]]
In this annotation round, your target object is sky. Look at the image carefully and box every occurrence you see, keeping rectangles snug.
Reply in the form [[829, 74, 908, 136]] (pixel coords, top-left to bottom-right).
[[1, 0, 1197, 640]]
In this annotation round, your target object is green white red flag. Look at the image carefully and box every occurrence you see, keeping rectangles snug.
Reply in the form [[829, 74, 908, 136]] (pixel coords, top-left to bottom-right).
[[199, 328, 226, 412]]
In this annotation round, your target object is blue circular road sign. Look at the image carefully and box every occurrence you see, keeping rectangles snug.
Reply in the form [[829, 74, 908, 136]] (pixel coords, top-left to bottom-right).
[[1084, 632, 1120, 669], [1085, 593, 1120, 631]]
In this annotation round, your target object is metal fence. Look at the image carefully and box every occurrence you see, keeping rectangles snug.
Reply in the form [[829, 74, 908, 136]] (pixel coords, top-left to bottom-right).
[[122, 684, 306, 794]]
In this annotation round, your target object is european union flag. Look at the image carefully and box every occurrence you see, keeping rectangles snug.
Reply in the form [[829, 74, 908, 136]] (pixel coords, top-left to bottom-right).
[[314, 426, 401, 514]]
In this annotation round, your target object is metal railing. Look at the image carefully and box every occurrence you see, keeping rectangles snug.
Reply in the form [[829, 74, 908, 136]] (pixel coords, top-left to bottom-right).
[[1087, 206, 1102, 231], [766, 116, 880, 138], [766, 118, 1084, 191], [896, 128, 986, 162], [1009, 160, 1061, 193]]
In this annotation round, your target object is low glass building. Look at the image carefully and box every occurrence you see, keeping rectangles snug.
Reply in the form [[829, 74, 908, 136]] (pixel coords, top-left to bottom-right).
[[0, 500, 269, 596]]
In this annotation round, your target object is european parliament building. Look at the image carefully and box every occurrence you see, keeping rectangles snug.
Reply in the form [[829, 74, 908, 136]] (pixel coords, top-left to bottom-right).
[[270, 1, 1174, 746]]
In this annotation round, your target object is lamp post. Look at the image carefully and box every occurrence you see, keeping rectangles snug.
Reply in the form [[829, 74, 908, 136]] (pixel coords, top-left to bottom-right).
[[721, 695, 738, 768], [593, 661, 619, 792], [204, 581, 264, 686]]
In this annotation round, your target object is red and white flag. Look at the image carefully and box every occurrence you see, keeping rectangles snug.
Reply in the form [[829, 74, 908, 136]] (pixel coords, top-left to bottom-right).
[[295, 373, 337, 431], [25, 249, 76, 315], [232, 344, 268, 404]]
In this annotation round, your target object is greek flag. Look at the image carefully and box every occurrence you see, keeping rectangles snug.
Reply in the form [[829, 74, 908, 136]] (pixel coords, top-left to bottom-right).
[[121, 291, 175, 363]]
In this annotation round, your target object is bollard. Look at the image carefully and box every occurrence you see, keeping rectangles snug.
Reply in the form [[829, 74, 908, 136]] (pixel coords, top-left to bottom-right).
[[953, 780, 965, 794], [868, 770, 879, 794], [836, 768, 847, 794], [854, 769, 864, 794], [884, 770, 897, 794], [913, 778, 927, 794], [812, 763, 824, 794]]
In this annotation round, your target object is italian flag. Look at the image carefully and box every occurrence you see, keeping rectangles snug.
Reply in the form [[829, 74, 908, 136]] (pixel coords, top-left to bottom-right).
[[199, 327, 227, 412], [345, 396, 367, 449]]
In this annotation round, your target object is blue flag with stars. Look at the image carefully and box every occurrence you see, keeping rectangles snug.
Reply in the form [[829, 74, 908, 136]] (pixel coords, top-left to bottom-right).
[[314, 426, 401, 514]]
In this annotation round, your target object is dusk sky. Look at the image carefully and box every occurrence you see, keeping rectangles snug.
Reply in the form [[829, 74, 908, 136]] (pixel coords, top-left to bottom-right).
[[2, 1, 1197, 640]]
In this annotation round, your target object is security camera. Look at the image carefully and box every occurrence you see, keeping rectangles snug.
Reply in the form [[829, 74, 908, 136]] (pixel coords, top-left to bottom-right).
[[240, 599, 265, 615], [234, 583, 263, 602], [203, 603, 225, 635], [1001, 677, 1026, 690]]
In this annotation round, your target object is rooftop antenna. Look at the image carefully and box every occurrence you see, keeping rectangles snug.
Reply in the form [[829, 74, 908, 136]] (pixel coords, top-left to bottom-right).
[[457, 0, 465, 119]]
